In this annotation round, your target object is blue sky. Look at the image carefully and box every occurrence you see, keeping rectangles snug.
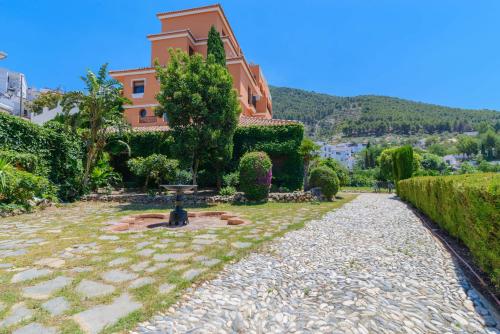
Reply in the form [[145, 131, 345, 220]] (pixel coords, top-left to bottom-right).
[[2, 0, 500, 110]]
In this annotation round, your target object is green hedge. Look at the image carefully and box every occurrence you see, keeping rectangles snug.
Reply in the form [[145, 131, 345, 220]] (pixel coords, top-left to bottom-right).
[[398, 173, 500, 287], [239, 151, 272, 201], [233, 124, 304, 190], [0, 113, 84, 201], [109, 124, 304, 190]]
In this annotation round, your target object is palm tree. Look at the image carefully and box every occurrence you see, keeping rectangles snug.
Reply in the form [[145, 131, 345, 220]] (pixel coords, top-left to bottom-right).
[[29, 64, 129, 189]]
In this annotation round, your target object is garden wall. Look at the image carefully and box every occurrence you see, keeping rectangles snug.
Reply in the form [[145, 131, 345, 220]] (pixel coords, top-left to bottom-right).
[[0, 113, 84, 201], [398, 173, 500, 287]]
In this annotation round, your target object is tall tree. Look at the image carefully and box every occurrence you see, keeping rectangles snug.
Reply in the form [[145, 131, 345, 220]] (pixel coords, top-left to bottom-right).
[[207, 25, 226, 66], [29, 64, 128, 189], [155, 49, 240, 185]]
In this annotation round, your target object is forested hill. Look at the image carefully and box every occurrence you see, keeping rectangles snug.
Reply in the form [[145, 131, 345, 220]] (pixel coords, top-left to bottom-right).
[[270, 86, 500, 139]]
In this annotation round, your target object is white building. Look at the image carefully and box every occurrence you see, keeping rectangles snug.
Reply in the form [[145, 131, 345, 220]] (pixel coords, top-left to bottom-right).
[[0, 68, 68, 124], [316, 142, 367, 170]]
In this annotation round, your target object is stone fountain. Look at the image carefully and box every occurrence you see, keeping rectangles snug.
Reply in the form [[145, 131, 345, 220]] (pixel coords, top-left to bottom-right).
[[161, 185, 197, 226]]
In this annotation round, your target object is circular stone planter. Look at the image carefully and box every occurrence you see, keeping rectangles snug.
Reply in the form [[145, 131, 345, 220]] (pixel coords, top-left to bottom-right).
[[105, 211, 249, 233]]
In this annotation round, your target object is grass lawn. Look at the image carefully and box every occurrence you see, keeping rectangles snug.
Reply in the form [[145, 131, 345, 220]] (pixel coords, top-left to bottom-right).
[[0, 193, 355, 334]]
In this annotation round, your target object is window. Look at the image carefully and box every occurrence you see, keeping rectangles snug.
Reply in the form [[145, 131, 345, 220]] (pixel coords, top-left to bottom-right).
[[133, 80, 145, 94], [139, 109, 147, 118], [163, 113, 169, 123], [247, 87, 251, 105], [189, 46, 194, 56]]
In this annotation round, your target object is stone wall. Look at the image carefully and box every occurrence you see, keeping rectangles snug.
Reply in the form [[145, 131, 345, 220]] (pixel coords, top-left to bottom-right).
[[82, 191, 317, 205]]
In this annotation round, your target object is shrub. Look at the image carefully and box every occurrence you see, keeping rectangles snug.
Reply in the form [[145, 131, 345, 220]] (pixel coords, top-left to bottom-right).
[[238, 151, 272, 201], [219, 186, 236, 196], [128, 154, 179, 188], [0, 113, 84, 201], [222, 172, 239, 188], [0, 150, 49, 176], [233, 124, 303, 190], [398, 174, 500, 288], [174, 170, 192, 185], [90, 153, 122, 191], [309, 166, 339, 200], [0, 159, 57, 209], [317, 158, 349, 186]]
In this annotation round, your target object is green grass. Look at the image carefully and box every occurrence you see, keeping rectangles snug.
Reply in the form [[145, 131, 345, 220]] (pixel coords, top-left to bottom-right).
[[0, 194, 356, 333]]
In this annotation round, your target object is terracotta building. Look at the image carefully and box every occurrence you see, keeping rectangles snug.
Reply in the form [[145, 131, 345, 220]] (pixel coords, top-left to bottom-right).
[[110, 4, 279, 129]]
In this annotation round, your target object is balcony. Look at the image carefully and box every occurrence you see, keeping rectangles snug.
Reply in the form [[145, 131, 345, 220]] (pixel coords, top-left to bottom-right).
[[139, 116, 158, 124]]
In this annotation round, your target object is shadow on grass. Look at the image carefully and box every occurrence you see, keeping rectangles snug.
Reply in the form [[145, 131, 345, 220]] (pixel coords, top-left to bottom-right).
[[115, 202, 213, 212]]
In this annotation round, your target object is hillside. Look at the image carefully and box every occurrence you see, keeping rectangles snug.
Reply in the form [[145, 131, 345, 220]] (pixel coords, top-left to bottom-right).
[[270, 86, 500, 139]]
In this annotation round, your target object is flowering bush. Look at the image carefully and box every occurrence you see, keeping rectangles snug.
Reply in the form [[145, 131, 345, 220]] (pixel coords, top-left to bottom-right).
[[238, 151, 272, 201]]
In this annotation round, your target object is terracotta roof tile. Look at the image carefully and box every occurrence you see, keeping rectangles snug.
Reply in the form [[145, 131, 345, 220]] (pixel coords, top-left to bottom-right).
[[238, 116, 299, 127]]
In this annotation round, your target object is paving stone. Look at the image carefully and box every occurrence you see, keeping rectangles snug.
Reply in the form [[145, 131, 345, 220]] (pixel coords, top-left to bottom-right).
[[3, 249, 27, 257], [69, 267, 92, 273], [135, 241, 151, 249], [159, 283, 175, 294], [182, 268, 206, 280], [34, 258, 66, 268], [22, 276, 73, 299], [113, 247, 127, 253], [0, 263, 13, 269], [72, 293, 141, 334], [42, 296, 70, 316], [231, 242, 252, 249], [201, 259, 222, 267], [0, 303, 33, 328], [130, 261, 150, 272], [173, 242, 187, 247], [108, 257, 131, 267], [76, 279, 116, 298], [12, 322, 57, 334], [101, 269, 138, 283], [129, 277, 155, 289], [192, 239, 216, 245], [11, 268, 53, 283], [98, 235, 119, 241], [153, 252, 194, 262], [137, 249, 155, 257], [145, 263, 168, 273], [172, 264, 189, 271]]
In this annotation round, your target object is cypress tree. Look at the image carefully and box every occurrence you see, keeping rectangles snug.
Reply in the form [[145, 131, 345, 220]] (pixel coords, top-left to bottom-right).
[[207, 25, 226, 66]]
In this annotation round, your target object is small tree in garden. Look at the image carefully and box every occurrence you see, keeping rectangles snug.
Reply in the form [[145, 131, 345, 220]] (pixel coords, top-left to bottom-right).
[[309, 166, 339, 201], [378, 147, 398, 181], [128, 154, 179, 189], [238, 151, 272, 201], [155, 49, 240, 186], [207, 25, 226, 66], [299, 138, 319, 190], [317, 158, 349, 186], [392, 146, 414, 191]]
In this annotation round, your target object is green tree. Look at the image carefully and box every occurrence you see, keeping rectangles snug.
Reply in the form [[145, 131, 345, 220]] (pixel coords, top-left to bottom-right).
[[298, 138, 319, 189], [317, 158, 349, 186], [377, 147, 398, 181], [207, 25, 226, 66], [309, 166, 339, 201], [392, 146, 414, 191], [29, 64, 128, 189], [155, 49, 240, 185], [456, 135, 479, 158], [480, 130, 499, 160]]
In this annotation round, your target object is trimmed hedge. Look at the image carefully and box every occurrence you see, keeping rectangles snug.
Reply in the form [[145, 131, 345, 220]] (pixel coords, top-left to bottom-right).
[[398, 173, 500, 287], [0, 113, 84, 201], [233, 124, 304, 190], [108, 124, 304, 190], [239, 151, 272, 201], [309, 166, 339, 200]]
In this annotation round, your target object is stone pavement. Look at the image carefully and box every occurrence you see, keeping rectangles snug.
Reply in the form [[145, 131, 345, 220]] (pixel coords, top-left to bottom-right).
[[135, 194, 499, 334]]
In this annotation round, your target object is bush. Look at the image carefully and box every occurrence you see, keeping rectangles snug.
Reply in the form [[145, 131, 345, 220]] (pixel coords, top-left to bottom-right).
[[317, 158, 349, 186], [0, 159, 57, 208], [233, 124, 303, 190], [392, 146, 414, 190], [90, 153, 122, 191], [0, 150, 49, 176], [128, 154, 179, 189], [222, 172, 239, 188], [174, 170, 192, 185], [238, 151, 272, 201], [219, 186, 236, 196], [0, 113, 84, 201], [309, 166, 339, 200], [398, 174, 500, 288]]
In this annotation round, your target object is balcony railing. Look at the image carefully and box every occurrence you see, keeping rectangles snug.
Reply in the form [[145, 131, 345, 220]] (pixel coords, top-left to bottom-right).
[[139, 116, 158, 124]]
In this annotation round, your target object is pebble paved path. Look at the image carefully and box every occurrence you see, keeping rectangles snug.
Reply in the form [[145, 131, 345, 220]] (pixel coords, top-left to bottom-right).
[[135, 194, 499, 334]]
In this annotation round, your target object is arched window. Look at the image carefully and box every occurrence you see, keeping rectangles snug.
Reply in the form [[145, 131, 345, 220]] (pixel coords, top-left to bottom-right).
[[139, 109, 147, 118], [162, 113, 169, 123]]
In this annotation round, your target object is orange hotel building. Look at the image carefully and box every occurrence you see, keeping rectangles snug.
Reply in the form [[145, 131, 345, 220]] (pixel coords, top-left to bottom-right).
[[110, 4, 292, 129]]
